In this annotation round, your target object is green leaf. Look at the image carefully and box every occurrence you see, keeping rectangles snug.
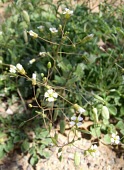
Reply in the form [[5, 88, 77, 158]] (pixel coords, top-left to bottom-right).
[[108, 105, 117, 116], [103, 134, 111, 144], [21, 140, 30, 152], [74, 152, 80, 166], [90, 127, 101, 137], [116, 121, 124, 130], [60, 120, 65, 134], [41, 138, 52, 145], [0, 145, 5, 159], [51, 137, 57, 145], [36, 130, 49, 139], [78, 129, 91, 135], [4, 141, 14, 153], [53, 110, 58, 121], [54, 75, 66, 85], [30, 155, 38, 166], [29, 147, 36, 155], [102, 106, 110, 119], [120, 129, 124, 135], [120, 106, 124, 117], [103, 119, 109, 125], [74, 63, 86, 78], [41, 151, 50, 159]]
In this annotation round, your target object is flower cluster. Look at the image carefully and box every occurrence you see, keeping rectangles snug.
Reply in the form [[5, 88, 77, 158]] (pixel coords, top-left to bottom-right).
[[69, 115, 83, 127], [111, 133, 120, 145], [44, 89, 58, 102], [49, 27, 58, 33]]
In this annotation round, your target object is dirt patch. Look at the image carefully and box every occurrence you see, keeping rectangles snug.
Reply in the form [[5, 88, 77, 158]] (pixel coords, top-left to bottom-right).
[[0, 133, 124, 170]]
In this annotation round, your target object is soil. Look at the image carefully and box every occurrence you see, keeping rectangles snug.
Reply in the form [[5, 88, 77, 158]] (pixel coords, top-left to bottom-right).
[[0, 132, 124, 170], [0, 0, 124, 170]]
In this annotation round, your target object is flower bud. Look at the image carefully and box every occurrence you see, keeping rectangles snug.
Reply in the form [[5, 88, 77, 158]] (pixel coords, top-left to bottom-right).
[[23, 30, 28, 43], [28, 30, 38, 38], [28, 104, 32, 108], [32, 73, 36, 86], [41, 73, 44, 77], [16, 63, 26, 75], [73, 104, 85, 114], [29, 58, 36, 64], [59, 24, 62, 29], [43, 77, 47, 83], [47, 62, 51, 69]]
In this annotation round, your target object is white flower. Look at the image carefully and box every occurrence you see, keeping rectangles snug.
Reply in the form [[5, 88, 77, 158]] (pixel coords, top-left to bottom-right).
[[90, 144, 98, 150], [32, 73, 36, 86], [73, 104, 85, 114], [111, 133, 120, 145], [29, 58, 36, 64], [16, 63, 26, 75], [89, 144, 100, 157], [69, 115, 83, 127], [63, 8, 73, 15], [37, 25, 44, 31], [44, 89, 58, 102], [0, 60, 2, 64], [49, 27, 58, 33], [28, 30, 38, 38], [0, 31, 3, 35], [9, 65, 16, 73]]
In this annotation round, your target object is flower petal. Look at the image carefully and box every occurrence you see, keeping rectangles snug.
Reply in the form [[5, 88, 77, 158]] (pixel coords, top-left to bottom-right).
[[69, 121, 75, 126], [47, 97, 54, 102], [71, 116, 76, 121], [77, 122, 82, 127], [53, 92, 58, 98], [78, 116, 83, 121], [44, 92, 49, 97], [111, 133, 116, 138]]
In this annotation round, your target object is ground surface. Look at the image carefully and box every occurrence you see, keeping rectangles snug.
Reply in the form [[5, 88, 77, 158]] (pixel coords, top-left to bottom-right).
[[0, 0, 124, 170], [0, 133, 124, 170]]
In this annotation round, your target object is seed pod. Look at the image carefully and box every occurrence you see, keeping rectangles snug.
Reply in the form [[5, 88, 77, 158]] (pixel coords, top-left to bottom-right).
[[23, 30, 28, 43], [93, 107, 98, 123], [102, 106, 110, 119], [22, 10, 30, 24]]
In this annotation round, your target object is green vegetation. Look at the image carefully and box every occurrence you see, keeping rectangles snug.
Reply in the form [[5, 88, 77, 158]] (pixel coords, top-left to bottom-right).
[[0, 0, 124, 166]]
